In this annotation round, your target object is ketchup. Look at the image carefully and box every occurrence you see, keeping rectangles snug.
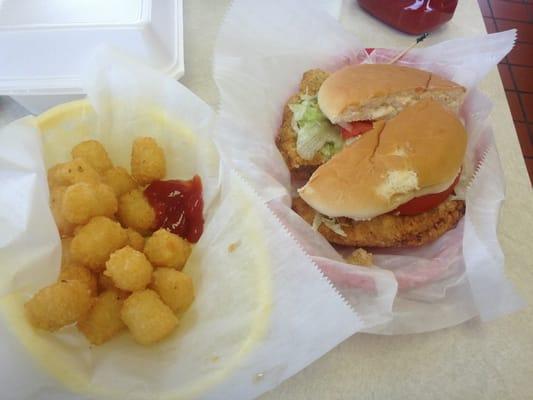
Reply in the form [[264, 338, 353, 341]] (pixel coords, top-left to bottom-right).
[[357, 0, 458, 35], [144, 176, 204, 243]]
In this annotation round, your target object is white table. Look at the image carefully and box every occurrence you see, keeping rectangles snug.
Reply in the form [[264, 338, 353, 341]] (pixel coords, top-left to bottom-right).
[[181, 1, 533, 399], [1, 1, 531, 398]]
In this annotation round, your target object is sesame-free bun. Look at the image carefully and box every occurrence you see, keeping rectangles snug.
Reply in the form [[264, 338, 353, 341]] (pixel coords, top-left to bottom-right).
[[317, 64, 465, 124], [298, 99, 467, 221]]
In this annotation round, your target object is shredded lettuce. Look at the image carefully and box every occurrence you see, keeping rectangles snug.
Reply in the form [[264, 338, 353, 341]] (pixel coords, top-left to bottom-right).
[[312, 212, 322, 231], [289, 95, 343, 160], [312, 212, 347, 237], [322, 217, 347, 237], [320, 141, 342, 159]]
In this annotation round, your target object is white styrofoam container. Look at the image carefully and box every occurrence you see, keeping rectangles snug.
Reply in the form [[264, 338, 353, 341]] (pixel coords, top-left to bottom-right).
[[0, 0, 183, 113]]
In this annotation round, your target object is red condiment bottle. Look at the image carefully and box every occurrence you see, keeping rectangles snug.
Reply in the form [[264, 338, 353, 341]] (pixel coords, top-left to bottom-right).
[[357, 0, 458, 35]]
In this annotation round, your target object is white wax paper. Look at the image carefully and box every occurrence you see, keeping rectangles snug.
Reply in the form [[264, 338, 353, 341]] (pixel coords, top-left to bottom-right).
[[213, 0, 525, 334], [0, 50, 362, 399]]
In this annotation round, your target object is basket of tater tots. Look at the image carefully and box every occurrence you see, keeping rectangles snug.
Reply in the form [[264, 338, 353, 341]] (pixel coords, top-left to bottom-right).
[[31, 136, 197, 345], [0, 52, 361, 400]]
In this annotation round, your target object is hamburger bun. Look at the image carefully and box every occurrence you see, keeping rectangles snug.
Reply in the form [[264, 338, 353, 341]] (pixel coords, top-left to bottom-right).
[[298, 99, 467, 221], [317, 64, 465, 124]]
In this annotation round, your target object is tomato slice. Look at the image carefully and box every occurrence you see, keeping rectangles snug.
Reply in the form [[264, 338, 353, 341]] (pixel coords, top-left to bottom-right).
[[340, 120, 374, 139], [395, 174, 461, 216]]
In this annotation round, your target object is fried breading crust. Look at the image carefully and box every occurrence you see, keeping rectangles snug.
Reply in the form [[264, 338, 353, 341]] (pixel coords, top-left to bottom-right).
[[276, 69, 330, 173], [293, 197, 465, 247]]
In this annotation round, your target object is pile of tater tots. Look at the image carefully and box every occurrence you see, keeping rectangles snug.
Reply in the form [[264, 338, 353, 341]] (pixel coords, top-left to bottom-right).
[[25, 137, 196, 346]]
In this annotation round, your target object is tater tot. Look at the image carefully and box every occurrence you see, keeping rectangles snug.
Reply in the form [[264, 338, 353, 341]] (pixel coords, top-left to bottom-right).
[[144, 229, 192, 270], [131, 137, 166, 185], [98, 273, 117, 292], [59, 264, 98, 296], [62, 182, 117, 225], [50, 186, 76, 237], [25, 280, 92, 331], [103, 167, 138, 197], [73, 225, 84, 236], [61, 183, 98, 225], [48, 158, 100, 187], [150, 268, 194, 314], [120, 290, 178, 345], [104, 246, 153, 292], [93, 183, 118, 217], [47, 164, 62, 188], [118, 189, 156, 234], [78, 289, 127, 345], [61, 238, 73, 267], [70, 216, 128, 271], [126, 228, 145, 252], [71, 140, 113, 174]]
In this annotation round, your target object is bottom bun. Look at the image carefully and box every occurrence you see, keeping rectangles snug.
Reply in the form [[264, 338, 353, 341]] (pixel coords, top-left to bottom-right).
[[292, 197, 465, 247]]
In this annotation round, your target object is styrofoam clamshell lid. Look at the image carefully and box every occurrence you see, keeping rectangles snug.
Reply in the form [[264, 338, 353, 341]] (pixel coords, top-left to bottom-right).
[[0, 0, 183, 95]]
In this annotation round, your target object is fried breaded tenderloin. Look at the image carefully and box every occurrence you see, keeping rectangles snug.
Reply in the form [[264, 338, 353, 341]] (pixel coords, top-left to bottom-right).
[[275, 69, 330, 176], [292, 196, 465, 248]]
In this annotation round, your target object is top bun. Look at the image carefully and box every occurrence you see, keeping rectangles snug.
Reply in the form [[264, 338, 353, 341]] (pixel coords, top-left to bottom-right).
[[317, 64, 465, 124], [298, 99, 467, 221]]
